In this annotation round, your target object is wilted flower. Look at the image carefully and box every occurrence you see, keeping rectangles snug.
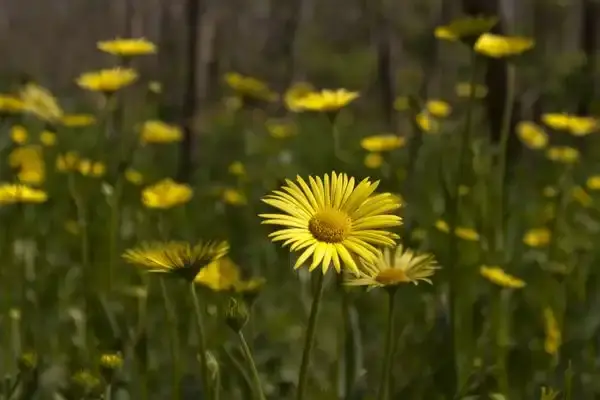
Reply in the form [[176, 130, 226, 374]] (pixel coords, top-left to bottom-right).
[[140, 120, 183, 143], [224, 297, 249, 332], [141, 178, 193, 209], [97, 37, 157, 56], [76, 68, 138, 93], [480, 265, 525, 288], [360, 135, 406, 152], [474, 34, 534, 58]]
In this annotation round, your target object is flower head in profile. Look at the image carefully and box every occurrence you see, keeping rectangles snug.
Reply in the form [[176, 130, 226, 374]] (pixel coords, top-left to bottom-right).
[[76, 68, 138, 93], [474, 34, 534, 58], [284, 82, 315, 111], [97, 37, 157, 56], [416, 112, 439, 133], [142, 178, 193, 209], [426, 100, 451, 118], [0, 183, 47, 204], [546, 146, 579, 164], [288, 89, 359, 113], [543, 307, 561, 356], [523, 227, 551, 247], [62, 114, 96, 127], [20, 83, 64, 122], [123, 241, 229, 282], [224, 72, 277, 103], [140, 120, 183, 144], [0, 94, 25, 114], [259, 172, 402, 275], [479, 265, 525, 289], [516, 121, 548, 149], [541, 113, 597, 136], [360, 134, 406, 152], [195, 256, 241, 291], [345, 245, 439, 289], [434, 15, 498, 42]]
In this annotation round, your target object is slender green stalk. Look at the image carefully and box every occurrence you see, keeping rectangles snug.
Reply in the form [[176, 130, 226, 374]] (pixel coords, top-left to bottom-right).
[[296, 272, 326, 400], [377, 290, 397, 400], [107, 178, 123, 291], [238, 330, 266, 400], [190, 283, 211, 398], [160, 279, 180, 400], [494, 290, 510, 397], [495, 63, 517, 252], [224, 347, 254, 395], [104, 384, 112, 400]]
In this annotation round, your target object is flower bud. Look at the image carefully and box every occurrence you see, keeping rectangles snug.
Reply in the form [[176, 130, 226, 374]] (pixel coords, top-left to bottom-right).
[[224, 298, 249, 332]]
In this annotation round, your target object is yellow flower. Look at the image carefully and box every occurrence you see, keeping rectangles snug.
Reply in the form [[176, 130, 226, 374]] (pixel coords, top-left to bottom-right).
[[284, 82, 315, 111], [546, 146, 579, 164], [393, 96, 410, 111], [266, 120, 296, 139], [541, 113, 597, 136], [223, 188, 247, 206], [40, 130, 57, 146], [71, 370, 101, 392], [228, 162, 246, 176], [233, 277, 267, 294], [195, 257, 241, 291], [140, 120, 182, 143], [123, 241, 229, 282], [78, 159, 106, 178], [426, 100, 452, 118], [224, 72, 277, 103], [148, 81, 162, 94], [62, 114, 96, 127], [76, 68, 138, 93], [19, 83, 63, 122], [99, 352, 124, 370], [364, 153, 383, 169], [540, 387, 561, 400], [516, 121, 548, 149], [10, 125, 28, 144], [360, 134, 406, 152], [455, 82, 488, 98], [0, 95, 25, 113], [260, 172, 402, 274], [543, 307, 561, 356], [586, 175, 600, 190], [142, 178, 193, 209], [0, 183, 47, 204], [416, 112, 439, 133], [455, 227, 480, 241], [479, 265, 525, 288], [474, 34, 534, 58], [435, 219, 450, 233], [125, 168, 144, 185], [571, 186, 592, 208], [97, 38, 157, 56], [9, 146, 45, 185], [288, 89, 359, 113], [56, 152, 80, 172], [523, 228, 551, 247], [434, 16, 498, 42], [541, 113, 570, 130], [345, 245, 439, 289], [543, 186, 558, 197]]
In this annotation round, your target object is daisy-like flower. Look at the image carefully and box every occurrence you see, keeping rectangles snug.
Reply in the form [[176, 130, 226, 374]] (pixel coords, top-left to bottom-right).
[[9, 145, 45, 185], [125, 168, 144, 185], [284, 82, 315, 111], [259, 172, 402, 274], [19, 83, 64, 122], [223, 72, 277, 103], [425, 100, 452, 118], [546, 146, 579, 164], [78, 159, 106, 178], [288, 89, 359, 113], [541, 113, 598, 136], [97, 38, 157, 56], [140, 120, 183, 143], [76, 68, 138, 93], [0, 94, 25, 114], [142, 178, 193, 209], [123, 241, 229, 282], [479, 265, 525, 289], [222, 188, 247, 206], [345, 245, 438, 289], [360, 134, 406, 152], [416, 112, 439, 133], [0, 183, 47, 204], [56, 152, 80, 172], [474, 33, 534, 58], [516, 121, 548, 149]]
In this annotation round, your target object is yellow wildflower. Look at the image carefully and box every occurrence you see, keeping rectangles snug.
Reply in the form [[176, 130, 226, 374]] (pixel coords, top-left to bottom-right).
[[546, 146, 579, 164], [516, 121, 548, 149], [0, 95, 25, 113], [474, 34, 535, 58], [364, 153, 383, 169], [455, 82, 488, 98], [434, 16, 498, 42], [523, 228, 551, 247], [195, 257, 241, 291], [40, 130, 57, 146], [140, 120, 182, 143], [78, 159, 106, 178], [0, 183, 47, 204], [266, 119, 296, 139], [142, 178, 193, 209], [10, 125, 28, 144], [125, 168, 143, 185], [360, 134, 406, 152], [426, 100, 452, 118], [455, 227, 479, 241], [9, 146, 45, 185], [62, 114, 96, 127], [393, 96, 410, 111], [543, 307, 561, 356], [97, 38, 157, 56], [56, 152, 80, 172], [540, 387, 561, 400], [224, 72, 277, 103], [19, 83, 63, 122], [542, 113, 598, 136], [571, 186, 592, 207], [288, 89, 359, 113], [435, 219, 450, 233], [76, 68, 138, 93], [222, 188, 247, 206], [479, 265, 525, 288], [543, 186, 558, 197], [284, 82, 315, 111], [416, 112, 439, 133], [586, 175, 600, 190], [228, 162, 246, 177]]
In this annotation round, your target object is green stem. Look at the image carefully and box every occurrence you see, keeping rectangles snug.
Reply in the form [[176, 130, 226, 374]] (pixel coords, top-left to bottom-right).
[[107, 178, 123, 292], [495, 63, 517, 253], [296, 272, 326, 400], [494, 290, 510, 397], [104, 384, 112, 400], [238, 331, 266, 400], [224, 347, 254, 395], [377, 290, 397, 400], [160, 279, 180, 400], [190, 284, 211, 398]]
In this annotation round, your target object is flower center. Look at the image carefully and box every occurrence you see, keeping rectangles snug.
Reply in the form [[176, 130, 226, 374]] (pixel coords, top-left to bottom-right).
[[375, 268, 409, 285], [308, 210, 351, 243]]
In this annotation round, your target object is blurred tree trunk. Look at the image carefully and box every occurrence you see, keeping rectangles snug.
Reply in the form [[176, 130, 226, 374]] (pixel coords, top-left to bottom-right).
[[577, 0, 599, 115], [373, 0, 396, 131]]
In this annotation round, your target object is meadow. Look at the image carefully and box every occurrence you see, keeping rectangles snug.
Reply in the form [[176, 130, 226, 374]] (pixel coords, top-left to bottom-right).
[[0, 11, 599, 400]]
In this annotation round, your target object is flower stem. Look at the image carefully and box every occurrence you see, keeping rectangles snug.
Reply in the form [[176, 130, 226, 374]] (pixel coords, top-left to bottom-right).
[[160, 279, 180, 400], [190, 283, 211, 398], [238, 330, 266, 400], [296, 272, 326, 400], [107, 178, 123, 291], [377, 290, 397, 400]]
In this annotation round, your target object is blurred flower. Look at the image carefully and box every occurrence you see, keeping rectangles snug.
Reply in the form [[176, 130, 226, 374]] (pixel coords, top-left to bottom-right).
[[195, 257, 241, 291], [19, 83, 63, 122], [523, 228, 551, 247], [18, 351, 38, 372], [10, 125, 28, 144], [454, 227, 480, 241], [284, 82, 315, 111], [360, 134, 406, 152], [140, 120, 182, 143], [364, 153, 383, 169], [426, 100, 451, 118], [543, 186, 558, 197], [223, 96, 243, 112], [516, 121, 548, 149], [56, 152, 80, 172], [228, 162, 246, 176], [70, 370, 101, 395], [142, 178, 193, 208], [541, 113, 598, 136], [288, 89, 359, 113], [455, 82, 488, 98], [480, 266, 525, 288], [458, 185, 470, 196], [62, 114, 96, 127], [76, 68, 138, 93], [434, 16, 498, 42], [9, 145, 45, 185], [78, 159, 106, 178], [571, 186, 592, 208], [125, 168, 143, 185], [346, 245, 439, 289], [234, 277, 266, 295], [9, 308, 21, 320], [97, 37, 157, 56], [224, 72, 277, 103], [222, 188, 247, 206], [40, 130, 57, 146], [0, 183, 47, 204], [474, 34, 534, 58], [148, 81, 162, 94], [543, 307, 561, 356], [540, 387, 561, 400], [99, 352, 123, 381], [260, 172, 402, 274], [266, 119, 297, 139], [64, 219, 80, 235], [124, 241, 229, 282], [393, 96, 410, 111], [0, 94, 25, 113], [435, 219, 450, 233], [546, 146, 579, 164], [416, 112, 439, 133]]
